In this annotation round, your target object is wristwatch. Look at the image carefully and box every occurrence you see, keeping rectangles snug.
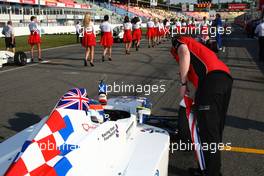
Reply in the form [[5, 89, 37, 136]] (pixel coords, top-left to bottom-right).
[[180, 81, 187, 86]]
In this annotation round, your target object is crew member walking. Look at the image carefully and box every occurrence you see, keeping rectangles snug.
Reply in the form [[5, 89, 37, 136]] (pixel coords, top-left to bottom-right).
[[82, 13, 96, 67], [75, 21, 82, 43], [215, 14, 223, 51], [28, 16, 42, 62], [2, 20, 15, 53], [123, 16, 133, 54], [171, 36, 233, 176], [255, 19, 264, 63], [100, 15, 113, 61]]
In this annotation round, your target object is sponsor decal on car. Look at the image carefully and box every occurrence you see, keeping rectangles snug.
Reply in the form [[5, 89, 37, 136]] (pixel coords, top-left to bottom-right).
[[82, 123, 97, 132], [102, 125, 118, 141]]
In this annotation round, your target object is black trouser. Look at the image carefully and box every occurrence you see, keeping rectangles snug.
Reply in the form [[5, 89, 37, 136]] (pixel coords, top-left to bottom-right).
[[258, 37, 264, 61], [76, 32, 80, 43], [195, 71, 233, 176], [5, 37, 15, 48]]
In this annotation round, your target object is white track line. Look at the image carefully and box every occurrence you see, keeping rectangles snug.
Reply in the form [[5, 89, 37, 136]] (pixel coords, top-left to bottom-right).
[[0, 61, 50, 74], [22, 43, 79, 54], [41, 44, 79, 52], [0, 44, 79, 74]]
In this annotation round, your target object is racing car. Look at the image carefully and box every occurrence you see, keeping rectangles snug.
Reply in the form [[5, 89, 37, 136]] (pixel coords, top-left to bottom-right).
[[0, 82, 170, 176], [0, 50, 29, 68]]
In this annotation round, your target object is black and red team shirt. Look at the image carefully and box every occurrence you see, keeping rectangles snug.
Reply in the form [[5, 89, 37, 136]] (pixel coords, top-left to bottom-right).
[[171, 36, 230, 89]]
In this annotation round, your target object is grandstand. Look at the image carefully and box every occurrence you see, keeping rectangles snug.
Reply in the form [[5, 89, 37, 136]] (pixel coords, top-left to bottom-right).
[[185, 11, 246, 21], [92, 3, 123, 24], [0, 0, 122, 27], [97, 2, 185, 22], [0, 0, 257, 29], [111, 3, 177, 21]]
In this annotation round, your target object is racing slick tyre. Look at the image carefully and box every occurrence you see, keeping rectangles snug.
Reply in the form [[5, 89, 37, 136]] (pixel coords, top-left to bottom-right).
[[14, 51, 27, 66]]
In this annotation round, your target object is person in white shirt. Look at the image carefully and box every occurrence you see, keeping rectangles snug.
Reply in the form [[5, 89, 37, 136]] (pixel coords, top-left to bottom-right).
[[2, 21, 15, 53], [82, 13, 96, 67], [255, 19, 264, 62], [100, 15, 113, 61], [123, 16, 133, 54], [75, 21, 82, 43]]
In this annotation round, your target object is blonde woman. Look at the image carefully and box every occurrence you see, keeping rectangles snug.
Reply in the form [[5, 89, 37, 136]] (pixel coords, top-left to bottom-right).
[[82, 13, 96, 67]]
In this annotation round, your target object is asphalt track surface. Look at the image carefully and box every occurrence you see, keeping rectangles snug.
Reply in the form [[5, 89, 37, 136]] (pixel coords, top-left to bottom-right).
[[0, 25, 264, 176]]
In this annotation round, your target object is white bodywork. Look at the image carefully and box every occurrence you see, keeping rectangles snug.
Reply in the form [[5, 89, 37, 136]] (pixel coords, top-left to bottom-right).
[[0, 51, 14, 68], [0, 51, 31, 68], [0, 96, 170, 176]]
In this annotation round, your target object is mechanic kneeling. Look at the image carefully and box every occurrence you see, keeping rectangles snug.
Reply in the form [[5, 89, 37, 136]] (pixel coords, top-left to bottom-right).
[[171, 35, 233, 176]]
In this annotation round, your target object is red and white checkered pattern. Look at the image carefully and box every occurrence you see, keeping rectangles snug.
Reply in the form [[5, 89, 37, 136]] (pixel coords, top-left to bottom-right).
[[5, 110, 66, 176]]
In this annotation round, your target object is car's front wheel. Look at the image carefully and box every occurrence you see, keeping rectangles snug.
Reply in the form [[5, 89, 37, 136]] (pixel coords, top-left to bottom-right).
[[14, 51, 27, 66]]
